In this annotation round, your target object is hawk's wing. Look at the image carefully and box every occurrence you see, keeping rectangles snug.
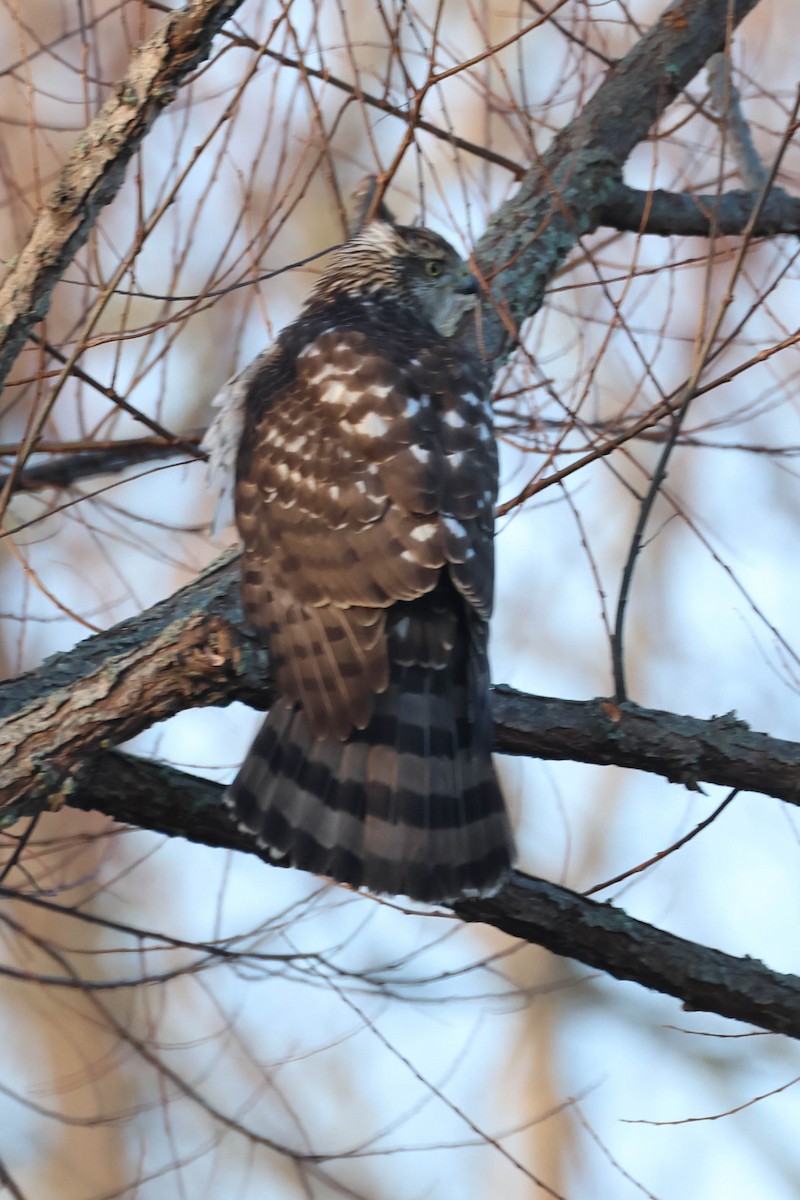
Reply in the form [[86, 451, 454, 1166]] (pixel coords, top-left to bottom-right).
[[235, 305, 496, 739]]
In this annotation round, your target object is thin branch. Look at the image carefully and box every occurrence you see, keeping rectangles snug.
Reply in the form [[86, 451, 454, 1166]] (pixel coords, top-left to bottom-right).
[[707, 52, 769, 189], [611, 87, 800, 698], [0, 1158, 29, 1200], [25, 334, 205, 461], [217, 25, 526, 179], [0, 435, 202, 494]]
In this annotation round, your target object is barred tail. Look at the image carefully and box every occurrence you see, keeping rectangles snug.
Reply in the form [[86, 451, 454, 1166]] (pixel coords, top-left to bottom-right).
[[228, 633, 514, 904]]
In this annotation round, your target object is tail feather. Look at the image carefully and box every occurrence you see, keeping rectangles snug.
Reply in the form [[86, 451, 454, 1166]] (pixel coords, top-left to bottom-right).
[[228, 586, 515, 904], [229, 703, 513, 906]]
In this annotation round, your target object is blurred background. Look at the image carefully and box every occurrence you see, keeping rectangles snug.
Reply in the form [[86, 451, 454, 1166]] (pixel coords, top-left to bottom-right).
[[1, 1, 800, 1196]]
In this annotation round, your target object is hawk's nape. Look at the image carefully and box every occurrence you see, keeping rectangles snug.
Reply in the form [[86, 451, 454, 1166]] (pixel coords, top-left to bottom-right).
[[209, 219, 515, 904]]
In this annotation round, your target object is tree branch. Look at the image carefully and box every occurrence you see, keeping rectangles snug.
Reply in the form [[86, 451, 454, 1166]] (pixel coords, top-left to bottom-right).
[[458, 875, 800, 1039], [599, 183, 800, 238], [493, 687, 800, 804], [0, 436, 201, 495], [0, 551, 269, 810], [63, 747, 800, 1041], [0, 0, 245, 392], [469, 0, 763, 360], [3, 554, 800, 814]]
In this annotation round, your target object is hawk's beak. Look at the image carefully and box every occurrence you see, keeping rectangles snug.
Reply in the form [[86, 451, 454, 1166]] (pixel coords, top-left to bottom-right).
[[458, 275, 480, 296]]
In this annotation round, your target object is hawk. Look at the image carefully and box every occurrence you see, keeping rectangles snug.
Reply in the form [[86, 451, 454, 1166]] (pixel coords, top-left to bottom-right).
[[206, 219, 514, 903]]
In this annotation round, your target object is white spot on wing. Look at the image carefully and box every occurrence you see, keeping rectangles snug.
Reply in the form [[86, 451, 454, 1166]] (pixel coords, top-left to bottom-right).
[[410, 522, 438, 542], [316, 379, 351, 405], [346, 411, 389, 438], [366, 383, 394, 400], [443, 516, 467, 540], [443, 407, 466, 428]]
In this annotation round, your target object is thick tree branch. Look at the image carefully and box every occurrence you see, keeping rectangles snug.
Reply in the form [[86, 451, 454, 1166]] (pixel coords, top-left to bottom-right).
[[458, 876, 800, 1039], [64, 748, 800, 1041], [469, 0, 763, 360], [4, 554, 800, 814], [493, 687, 800, 804], [0, 551, 269, 810], [599, 183, 800, 238]]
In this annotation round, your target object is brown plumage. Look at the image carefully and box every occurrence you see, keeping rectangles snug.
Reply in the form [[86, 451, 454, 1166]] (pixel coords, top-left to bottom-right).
[[223, 220, 514, 903]]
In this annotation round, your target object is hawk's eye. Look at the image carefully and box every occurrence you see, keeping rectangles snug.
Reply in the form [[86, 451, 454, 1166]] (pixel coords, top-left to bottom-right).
[[425, 260, 443, 277]]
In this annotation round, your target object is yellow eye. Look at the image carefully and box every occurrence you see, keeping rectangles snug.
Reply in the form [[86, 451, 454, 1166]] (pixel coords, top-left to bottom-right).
[[425, 260, 443, 277]]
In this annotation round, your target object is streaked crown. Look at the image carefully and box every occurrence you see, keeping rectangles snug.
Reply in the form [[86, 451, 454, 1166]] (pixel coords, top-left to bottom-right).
[[310, 221, 479, 336]]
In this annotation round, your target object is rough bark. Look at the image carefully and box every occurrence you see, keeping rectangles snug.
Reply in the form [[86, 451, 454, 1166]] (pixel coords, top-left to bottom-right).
[[0, 551, 269, 809], [458, 876, 800, 1039], [600, 183, 800, 238]]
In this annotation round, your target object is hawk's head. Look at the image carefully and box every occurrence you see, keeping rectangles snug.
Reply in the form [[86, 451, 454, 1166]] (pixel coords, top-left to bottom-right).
[[310, 220, 479, 337]]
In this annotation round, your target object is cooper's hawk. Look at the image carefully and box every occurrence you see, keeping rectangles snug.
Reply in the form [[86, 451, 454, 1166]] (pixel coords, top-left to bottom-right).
[[206, 219, 514, 903]]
